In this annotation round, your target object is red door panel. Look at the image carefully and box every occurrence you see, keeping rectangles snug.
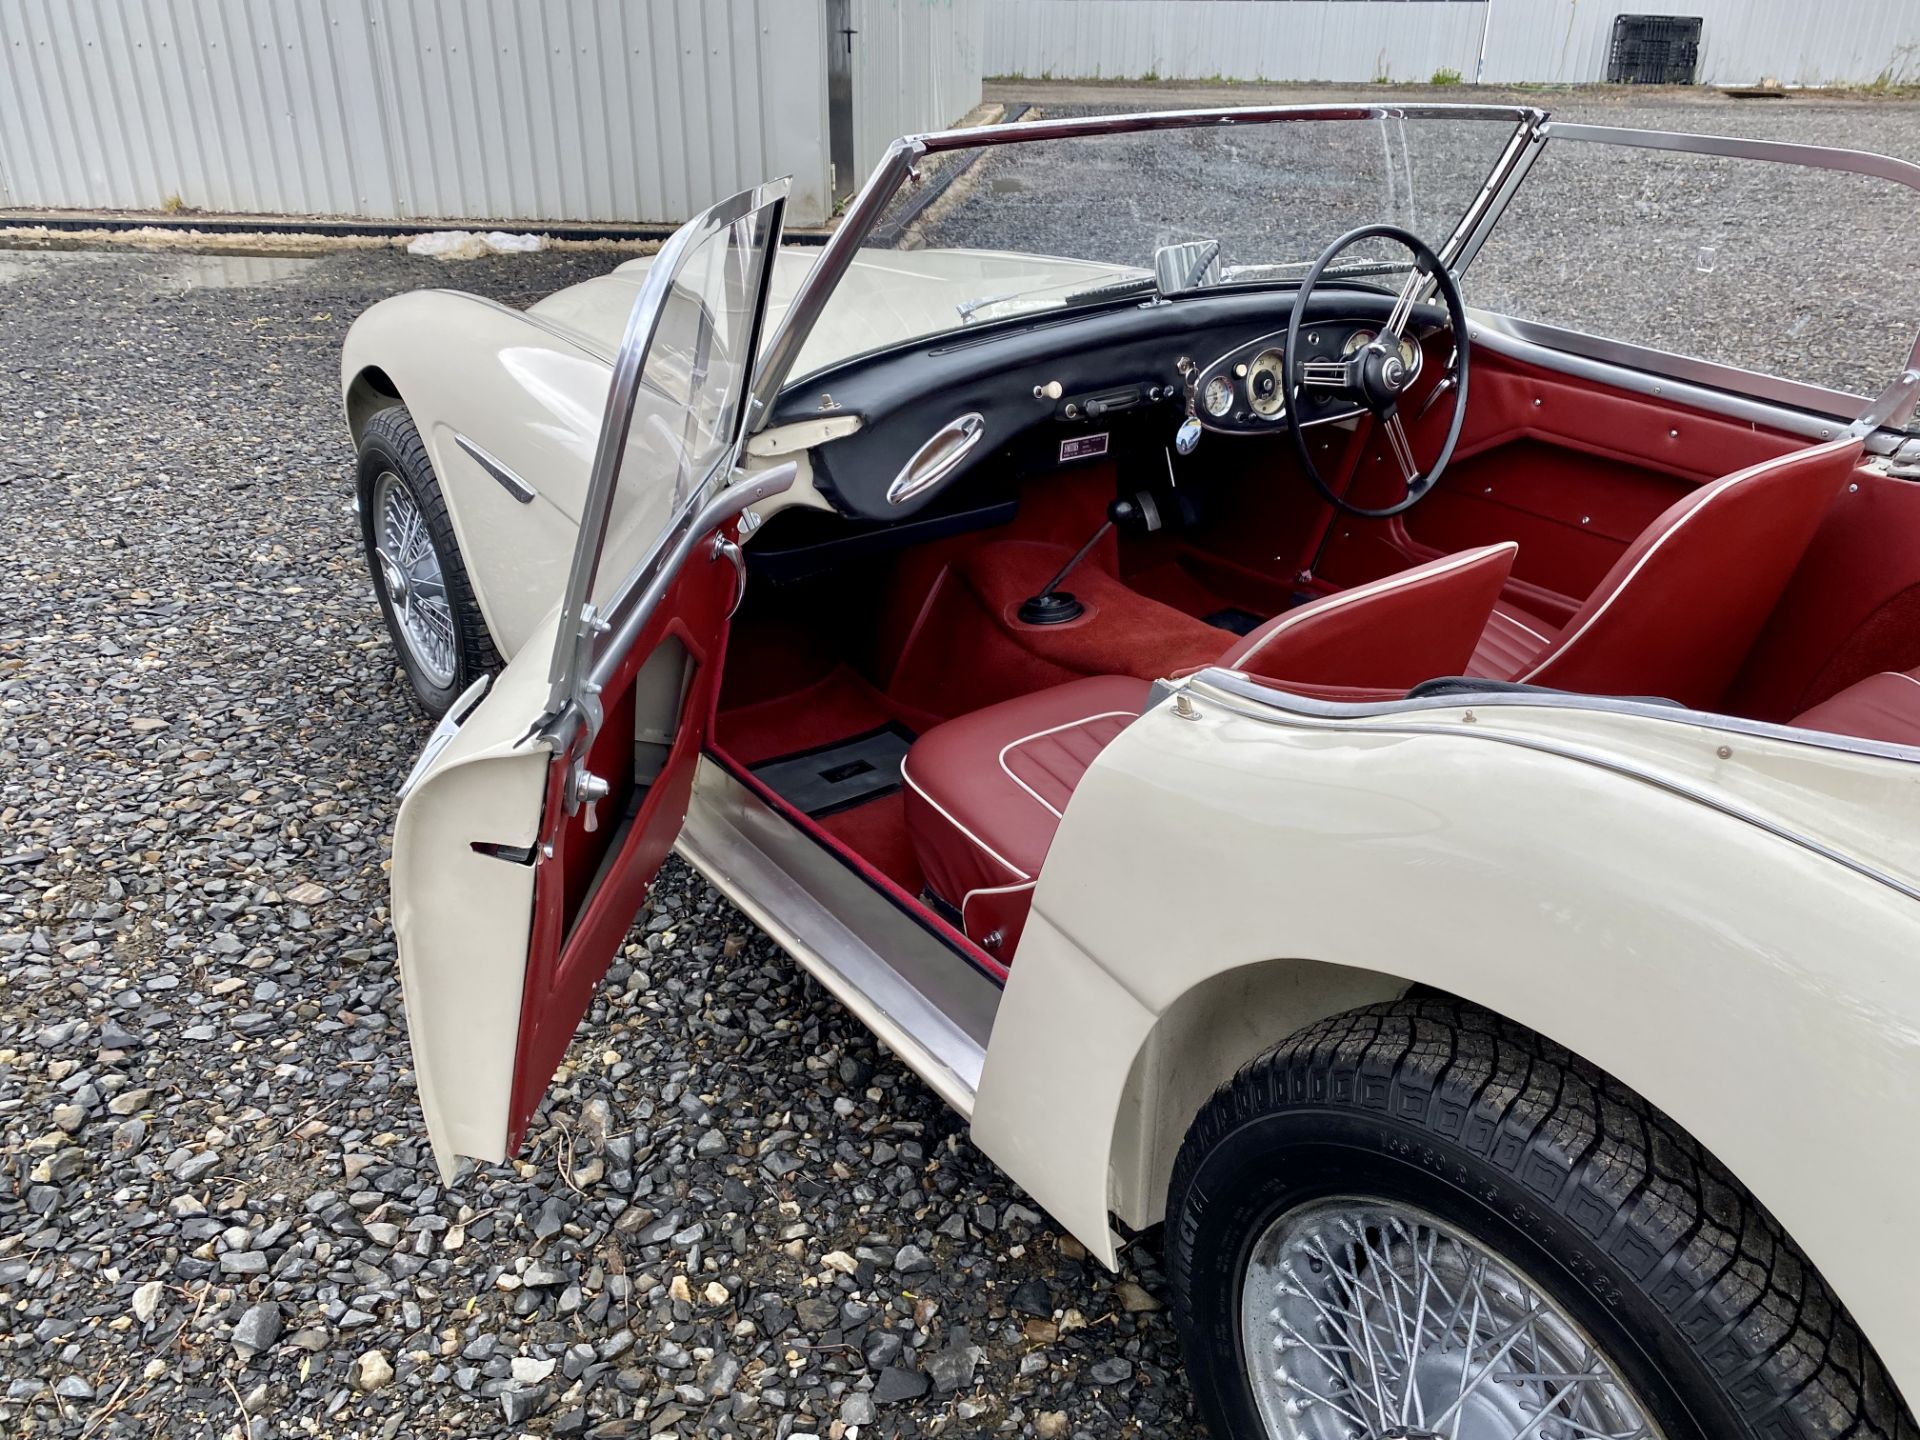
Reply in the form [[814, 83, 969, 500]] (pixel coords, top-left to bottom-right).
[[505, 535, 737, 1150], [1316, 346, 1801, 615]]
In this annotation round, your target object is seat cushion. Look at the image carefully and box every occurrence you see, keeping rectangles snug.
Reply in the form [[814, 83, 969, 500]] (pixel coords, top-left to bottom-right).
[[1791, 667, 1920, 746], [902, 674, 1152, 955]]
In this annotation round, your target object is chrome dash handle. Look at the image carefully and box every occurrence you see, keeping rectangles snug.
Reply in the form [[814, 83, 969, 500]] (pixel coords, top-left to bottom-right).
[[887, 412, 985, 506]]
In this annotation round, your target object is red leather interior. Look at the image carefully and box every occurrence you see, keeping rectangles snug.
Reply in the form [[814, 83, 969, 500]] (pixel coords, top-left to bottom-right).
[[1218, 543, 1516, 689], [1314, 348, 1801, 626], [1470, 438, 1862, 709], [902, 674, 1151, 955], [1790, 667, 1920, 747]]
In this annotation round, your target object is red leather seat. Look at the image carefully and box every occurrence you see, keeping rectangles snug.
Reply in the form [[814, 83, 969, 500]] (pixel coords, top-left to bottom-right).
[[1791, 667, 1920, 747], [902, 674, 1152, 957], [903, 547, 1519, 955], [1466, 437, 1861, 709], [1219, 542, 1516, 690]]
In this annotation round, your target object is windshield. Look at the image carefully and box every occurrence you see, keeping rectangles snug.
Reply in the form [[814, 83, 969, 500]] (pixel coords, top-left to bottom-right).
[[790, 108, 1524, 382]]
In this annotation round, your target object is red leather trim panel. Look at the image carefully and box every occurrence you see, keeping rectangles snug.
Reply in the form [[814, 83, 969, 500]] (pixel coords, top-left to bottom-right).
[[1317, 347, 1801, 621]]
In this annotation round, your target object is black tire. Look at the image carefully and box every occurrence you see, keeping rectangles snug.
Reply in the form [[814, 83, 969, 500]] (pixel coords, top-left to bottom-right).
[[1168, 998, 1914, 1440], [355, 406, 500, 717]]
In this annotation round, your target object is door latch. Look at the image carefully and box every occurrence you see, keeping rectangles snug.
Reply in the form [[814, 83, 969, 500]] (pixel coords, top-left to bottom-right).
[[570, 766, 611, 833]]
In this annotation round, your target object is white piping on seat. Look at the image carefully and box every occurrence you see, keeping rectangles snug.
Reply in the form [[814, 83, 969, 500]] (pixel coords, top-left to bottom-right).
[[1518, 437, 1856, 685], [1489, 606, 1551, 645], [1887, 672, 1920, 693], [900, 755, 1029, 880], [1232, 542, 1519, 667], [996, 710, 1139, 820], [960, 877, 1038, 932]]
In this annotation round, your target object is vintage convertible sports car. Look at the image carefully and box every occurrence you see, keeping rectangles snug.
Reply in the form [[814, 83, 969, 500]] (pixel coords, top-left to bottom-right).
[[341, 105, 1920, 1440]]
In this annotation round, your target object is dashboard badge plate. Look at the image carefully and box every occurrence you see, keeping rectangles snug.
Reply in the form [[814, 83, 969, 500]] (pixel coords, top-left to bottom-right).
[[1060, 433, 1110, 463]]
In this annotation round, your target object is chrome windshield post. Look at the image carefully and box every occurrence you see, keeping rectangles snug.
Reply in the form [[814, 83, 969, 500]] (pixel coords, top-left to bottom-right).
[[746, 139, 924, 433]]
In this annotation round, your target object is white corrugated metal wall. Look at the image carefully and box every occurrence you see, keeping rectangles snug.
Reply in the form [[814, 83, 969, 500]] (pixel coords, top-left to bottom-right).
[[853, 0, 985, 176], [984, 0, 1920, 88], [0, 0, 985, 228], [986, 0, 1484, 84]]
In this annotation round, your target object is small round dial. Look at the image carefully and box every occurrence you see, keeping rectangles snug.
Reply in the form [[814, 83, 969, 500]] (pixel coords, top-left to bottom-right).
[[1247, 350, 1285, 418], [1203, 375, 1235, 417]]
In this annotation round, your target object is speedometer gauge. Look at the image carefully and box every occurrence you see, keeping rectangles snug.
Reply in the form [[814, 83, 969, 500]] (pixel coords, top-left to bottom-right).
[[1246, 350, 1285, 418], [1203, 375, 1235, 417]]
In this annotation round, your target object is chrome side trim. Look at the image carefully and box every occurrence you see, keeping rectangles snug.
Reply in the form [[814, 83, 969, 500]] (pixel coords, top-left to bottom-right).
[[398, 674, 490, 799], [1181, 671, 1920, 904], [454, 433, 536, 504], [1190, 666, 1920, 766], [676, 757, 996, 1116], [1475, 311, 1866, 420], [1465, 310, 1866, 441]]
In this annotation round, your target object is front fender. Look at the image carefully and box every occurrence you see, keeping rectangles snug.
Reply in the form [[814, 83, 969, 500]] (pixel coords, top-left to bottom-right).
[[341, 291, 606, 658], [970, 680, 1920, 1399]]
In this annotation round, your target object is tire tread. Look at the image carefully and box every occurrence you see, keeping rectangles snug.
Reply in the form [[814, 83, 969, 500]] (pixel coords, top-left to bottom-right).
[[1168, 997, 1915, 1440]]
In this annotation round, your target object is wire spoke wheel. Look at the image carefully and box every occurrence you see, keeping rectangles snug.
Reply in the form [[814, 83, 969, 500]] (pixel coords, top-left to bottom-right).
[[372, 469, 458, 689], [1242, 1198, 1661, 1440]]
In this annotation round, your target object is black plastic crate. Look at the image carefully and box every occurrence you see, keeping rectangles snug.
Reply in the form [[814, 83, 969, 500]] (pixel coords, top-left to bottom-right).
[[1607, 14, 1703, 85]]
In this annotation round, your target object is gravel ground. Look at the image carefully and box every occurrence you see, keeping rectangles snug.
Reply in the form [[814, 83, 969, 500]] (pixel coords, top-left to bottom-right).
[[3, 85, 1919, 1440], [0, 244, 1188, 1439]]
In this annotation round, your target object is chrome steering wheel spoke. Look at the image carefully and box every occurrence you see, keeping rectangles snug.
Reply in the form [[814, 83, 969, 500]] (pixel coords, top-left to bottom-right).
[[1382, 413, 1420, 487], [1301, 358, 1360, 390]]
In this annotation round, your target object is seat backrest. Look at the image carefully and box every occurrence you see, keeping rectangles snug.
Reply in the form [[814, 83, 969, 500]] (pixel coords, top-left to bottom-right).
[[1219, 542, 1517, 689], [1520, 437, 1861, 710]]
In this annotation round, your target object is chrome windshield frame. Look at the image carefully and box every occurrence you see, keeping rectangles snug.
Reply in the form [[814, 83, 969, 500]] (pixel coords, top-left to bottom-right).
[[746, 102, 1545, 430], [747, 105, 1920, 440]]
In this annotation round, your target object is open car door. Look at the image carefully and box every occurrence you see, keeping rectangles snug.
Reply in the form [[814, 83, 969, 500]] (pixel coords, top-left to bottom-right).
[[389, 182, 792, 1178]]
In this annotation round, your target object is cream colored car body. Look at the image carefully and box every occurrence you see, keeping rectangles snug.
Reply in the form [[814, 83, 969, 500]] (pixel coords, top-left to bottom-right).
[[970, 673, 1920, 1398], [351, 149, 1920, 1411]]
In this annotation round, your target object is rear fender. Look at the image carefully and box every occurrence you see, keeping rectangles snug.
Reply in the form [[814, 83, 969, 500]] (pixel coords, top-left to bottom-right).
[[970, 680, 1920, 1400]]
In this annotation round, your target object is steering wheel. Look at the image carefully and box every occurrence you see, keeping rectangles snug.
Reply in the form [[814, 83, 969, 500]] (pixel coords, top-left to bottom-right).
[[1282, 224, 1470, 519]]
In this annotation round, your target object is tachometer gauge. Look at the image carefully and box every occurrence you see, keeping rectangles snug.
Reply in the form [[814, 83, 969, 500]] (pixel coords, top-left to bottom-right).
[[1203, 374, 1235, 418], [1247, 350, 1285, 418]]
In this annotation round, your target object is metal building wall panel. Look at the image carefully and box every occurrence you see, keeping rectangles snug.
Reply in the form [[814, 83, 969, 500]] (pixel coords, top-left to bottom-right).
[[984, 0, 1920, 89], [851, 0, 985, 175], [983, 1, 1484, 85], [0, 0, 837, 225]]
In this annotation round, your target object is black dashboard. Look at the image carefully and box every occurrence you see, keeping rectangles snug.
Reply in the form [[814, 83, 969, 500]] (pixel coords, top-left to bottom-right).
[[770, 287, 1447, 524]]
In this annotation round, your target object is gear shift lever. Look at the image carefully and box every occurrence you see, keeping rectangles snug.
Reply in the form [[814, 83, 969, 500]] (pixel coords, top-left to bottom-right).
[[1017, 497, 1140, 626]]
